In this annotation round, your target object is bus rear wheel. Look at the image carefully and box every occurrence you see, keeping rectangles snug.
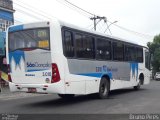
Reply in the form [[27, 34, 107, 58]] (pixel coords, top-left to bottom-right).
[[98, 77, 110, 99], [58, 94, 75, 99]]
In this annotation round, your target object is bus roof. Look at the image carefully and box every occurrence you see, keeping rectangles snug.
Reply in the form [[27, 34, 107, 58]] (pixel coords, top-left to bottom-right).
[[8, 19, 147, 48], [58, 20, 147, 48]]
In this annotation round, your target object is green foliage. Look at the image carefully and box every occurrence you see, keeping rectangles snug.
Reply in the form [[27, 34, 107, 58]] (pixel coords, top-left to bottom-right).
[[153, 34, 160, 43], [147, 34, 160, 73]]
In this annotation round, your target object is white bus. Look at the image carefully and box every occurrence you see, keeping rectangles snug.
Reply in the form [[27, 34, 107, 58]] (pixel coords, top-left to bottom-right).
[[6, 20, 151, 99]]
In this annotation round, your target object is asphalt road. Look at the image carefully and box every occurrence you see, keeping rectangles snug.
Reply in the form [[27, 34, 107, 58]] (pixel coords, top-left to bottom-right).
[[0, 80, 160, 114]]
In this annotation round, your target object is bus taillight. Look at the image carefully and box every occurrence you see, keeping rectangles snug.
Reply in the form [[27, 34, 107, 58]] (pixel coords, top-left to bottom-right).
[[51, 63, 60, 83]]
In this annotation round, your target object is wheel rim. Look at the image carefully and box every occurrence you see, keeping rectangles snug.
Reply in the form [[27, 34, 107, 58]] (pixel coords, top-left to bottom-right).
[[100, 83, 107, 95]]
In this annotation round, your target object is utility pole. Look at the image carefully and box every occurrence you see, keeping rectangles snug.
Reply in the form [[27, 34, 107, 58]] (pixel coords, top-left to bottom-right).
[[90, 15, 106, 31]]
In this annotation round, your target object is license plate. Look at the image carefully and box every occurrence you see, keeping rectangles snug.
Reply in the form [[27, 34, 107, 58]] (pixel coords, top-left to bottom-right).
[[28, 88, 37, 93]]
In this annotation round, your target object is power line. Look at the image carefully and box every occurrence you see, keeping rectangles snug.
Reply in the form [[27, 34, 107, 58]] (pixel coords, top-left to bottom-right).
[[104, 22, 113, 35], [14, 0, 59, 20], [59, 0, 153, 39], [111, 22, 153, 39], [15, 8, 43, 20], [14, 2, 52, 20], [56, 0, 92, 18], [97, 22, 105, 33], [14, 0, 154, 39], [62, 0, 94, 16], [14, 1, 53, 22], [57, 0, 107, 31], [15, 0, 104, 32], [60, 0, 106, 31], [103, 20, 153, 39]]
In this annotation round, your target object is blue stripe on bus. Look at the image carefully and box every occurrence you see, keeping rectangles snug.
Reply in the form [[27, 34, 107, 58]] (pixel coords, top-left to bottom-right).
[[9, 25, 23, 32], [77, 72, 113, 79], [130, 62, 138, 79]]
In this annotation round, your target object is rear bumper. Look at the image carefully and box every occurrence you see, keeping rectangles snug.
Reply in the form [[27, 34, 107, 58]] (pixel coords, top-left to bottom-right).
[[9, 81, 65, 94]]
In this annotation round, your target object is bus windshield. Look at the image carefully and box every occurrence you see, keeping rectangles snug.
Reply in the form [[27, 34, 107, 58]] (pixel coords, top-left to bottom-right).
[[9, 28, 50, 52]]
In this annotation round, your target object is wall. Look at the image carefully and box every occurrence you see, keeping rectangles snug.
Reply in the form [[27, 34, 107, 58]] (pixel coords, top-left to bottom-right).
[[0, 32, 5, 56]]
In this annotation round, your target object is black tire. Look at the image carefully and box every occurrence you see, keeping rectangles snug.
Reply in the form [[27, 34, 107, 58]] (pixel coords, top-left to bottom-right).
[[134, 81, 141, 90], [139, 74, 144, 85], [58, 94, 75, 99], [98, 77, 110, 99]]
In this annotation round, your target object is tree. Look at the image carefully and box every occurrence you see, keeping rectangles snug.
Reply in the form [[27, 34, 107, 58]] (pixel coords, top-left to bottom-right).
[[147, 34, 160, 74]]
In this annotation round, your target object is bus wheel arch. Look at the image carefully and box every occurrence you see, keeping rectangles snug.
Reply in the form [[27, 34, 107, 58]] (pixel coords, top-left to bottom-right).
[[98, 75, 110, 99]]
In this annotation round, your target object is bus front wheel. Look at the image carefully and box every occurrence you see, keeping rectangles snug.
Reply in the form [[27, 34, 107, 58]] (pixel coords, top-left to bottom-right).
[[98, 77, 110, 99], [133, 82, 141, 90]]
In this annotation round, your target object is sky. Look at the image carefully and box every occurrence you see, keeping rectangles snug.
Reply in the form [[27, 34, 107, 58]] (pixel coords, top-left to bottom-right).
[[13, 0, 160, 46]]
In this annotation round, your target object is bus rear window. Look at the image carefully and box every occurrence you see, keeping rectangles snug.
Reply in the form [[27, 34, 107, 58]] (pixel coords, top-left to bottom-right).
[[9, 28, 50, 52]]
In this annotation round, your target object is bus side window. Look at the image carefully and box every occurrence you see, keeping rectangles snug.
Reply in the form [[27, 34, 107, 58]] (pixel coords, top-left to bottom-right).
[[64, 31, 74, 57], [125, 45, 136, 61], [75, 34, 95, 59], [145, 51, 150, 70], [96, 38, 111, 60], [136, 47, 143, 63], [113, 42, 124, 61]]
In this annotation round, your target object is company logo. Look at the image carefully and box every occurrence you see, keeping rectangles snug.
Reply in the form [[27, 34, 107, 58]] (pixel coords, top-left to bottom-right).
[[96, 65, 118, 72], [9, 50, 25, 72], [27, 62, 51, 68]]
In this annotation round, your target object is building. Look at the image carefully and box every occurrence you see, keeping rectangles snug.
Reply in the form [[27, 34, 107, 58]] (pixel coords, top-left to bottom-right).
[[0, 0, 14, 87], [0, 0, 14, 56], [0, 0, 14, 31]]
